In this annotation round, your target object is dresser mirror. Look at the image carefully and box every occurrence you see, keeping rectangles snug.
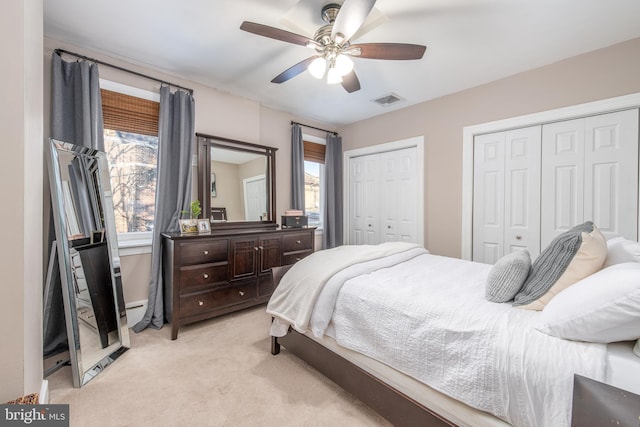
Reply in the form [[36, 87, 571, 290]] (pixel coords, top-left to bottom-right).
[[196, 133, 277, 228], [47, 139, 130, 387]]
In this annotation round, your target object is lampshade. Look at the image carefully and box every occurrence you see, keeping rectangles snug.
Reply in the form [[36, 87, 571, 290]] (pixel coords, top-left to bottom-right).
[[335, 54, 354, 76], [326, 66, 343, 84], [308, 57, 327, 79]]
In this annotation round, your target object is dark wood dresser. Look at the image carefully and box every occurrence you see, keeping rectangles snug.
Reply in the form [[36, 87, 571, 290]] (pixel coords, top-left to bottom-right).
[[162, 226, 315, 339]]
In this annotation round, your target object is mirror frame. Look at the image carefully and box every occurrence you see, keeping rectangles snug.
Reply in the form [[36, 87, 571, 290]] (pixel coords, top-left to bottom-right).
[[47, 138, 130, 387], [196, 133, 277, 229]]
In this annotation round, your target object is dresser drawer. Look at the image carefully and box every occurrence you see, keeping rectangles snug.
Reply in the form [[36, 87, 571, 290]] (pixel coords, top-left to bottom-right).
[[179, 283, 257, 319], [179, 239, 229, 265], [282, 250, 312, 265], [180, 264, 228, 292], [282, 232, 313, 252]]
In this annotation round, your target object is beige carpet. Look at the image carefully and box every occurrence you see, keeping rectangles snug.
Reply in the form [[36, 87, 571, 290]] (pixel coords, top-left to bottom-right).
[[48, 306, 392, 426]]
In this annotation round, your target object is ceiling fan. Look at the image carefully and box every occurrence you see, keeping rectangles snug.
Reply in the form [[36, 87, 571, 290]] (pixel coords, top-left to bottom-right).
[[240, 0, 427, 93]]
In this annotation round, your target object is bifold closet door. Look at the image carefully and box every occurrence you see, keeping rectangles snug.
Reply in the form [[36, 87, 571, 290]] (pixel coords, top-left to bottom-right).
[[379, 148, 418, 243], [541, 109, 639, 247], [472, 126, 541, 264], [348, 147, 419, 245], [349, 154, 380, 244]]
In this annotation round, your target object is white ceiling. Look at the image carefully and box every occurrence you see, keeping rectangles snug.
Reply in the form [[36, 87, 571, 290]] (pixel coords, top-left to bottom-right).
[[44, 0, 640, 126]]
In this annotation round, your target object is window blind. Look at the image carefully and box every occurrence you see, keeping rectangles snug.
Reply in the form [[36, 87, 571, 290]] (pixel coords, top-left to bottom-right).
[[304, 140, 326, 163], [101, 89, 159, 137]]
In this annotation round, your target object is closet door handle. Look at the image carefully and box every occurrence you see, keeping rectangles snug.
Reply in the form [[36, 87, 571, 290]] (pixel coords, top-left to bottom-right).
[[516, 235, 522, 240]]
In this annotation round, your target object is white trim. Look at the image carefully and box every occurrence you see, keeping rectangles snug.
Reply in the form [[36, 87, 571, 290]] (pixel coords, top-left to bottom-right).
[[303, 133, 326, 145], [125, 299, 148, 328], [99, 78, 160, 102], [117, 231, 152, 256], [39, 380, 49, 404], [343, 136, 425, 246], [462, 92, 640, 260]]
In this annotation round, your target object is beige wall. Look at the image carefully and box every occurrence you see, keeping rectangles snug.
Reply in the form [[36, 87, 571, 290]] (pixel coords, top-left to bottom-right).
[[1, 0, 44, 402], [43, 38, 335, 311], [211, 160, 243, 221], [339, 37, 640, 258]]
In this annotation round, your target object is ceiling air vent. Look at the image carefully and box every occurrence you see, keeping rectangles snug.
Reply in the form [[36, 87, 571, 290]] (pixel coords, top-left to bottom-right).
[[372, 93, 404, 107]]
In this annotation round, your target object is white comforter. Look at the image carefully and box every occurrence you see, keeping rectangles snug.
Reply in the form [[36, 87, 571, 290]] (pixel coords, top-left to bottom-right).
[[268, 248, 609, 427]]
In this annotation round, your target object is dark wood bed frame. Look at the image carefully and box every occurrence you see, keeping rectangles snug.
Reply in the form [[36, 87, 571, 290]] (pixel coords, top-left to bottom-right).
[[269, 266, 456, 427]]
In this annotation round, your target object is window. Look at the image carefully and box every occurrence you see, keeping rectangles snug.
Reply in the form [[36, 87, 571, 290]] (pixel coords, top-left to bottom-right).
[[100, 83, 160, 242], [303, 140, 326, 229]]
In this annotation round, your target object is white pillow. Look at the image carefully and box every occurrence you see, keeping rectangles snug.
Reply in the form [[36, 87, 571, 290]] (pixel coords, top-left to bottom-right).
[[537, 262, 640, 343], [603, 236, 640, 268]]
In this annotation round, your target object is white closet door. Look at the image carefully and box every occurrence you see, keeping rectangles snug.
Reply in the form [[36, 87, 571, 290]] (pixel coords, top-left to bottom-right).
[[349, 155, 380, 244], [473, 132, 505, 264], [542, 109, 639, 246], [380, 147, 418, 242], [584, 110, 639, 240], [541, 118, 585, 248], [504, 126, 542, 258], [473, 126, 541, 263]]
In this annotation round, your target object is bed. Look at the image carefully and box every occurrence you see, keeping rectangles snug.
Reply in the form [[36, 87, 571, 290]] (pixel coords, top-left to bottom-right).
[[266, 234, 640, 427]]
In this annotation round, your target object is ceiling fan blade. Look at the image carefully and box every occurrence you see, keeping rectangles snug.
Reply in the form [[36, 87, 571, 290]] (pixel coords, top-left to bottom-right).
[[240, 21, 317, 48], [341, 70, 361, 93], [331, 0, 377, 43], [271, 56, 319, 84], [350, 43, 427, 60]]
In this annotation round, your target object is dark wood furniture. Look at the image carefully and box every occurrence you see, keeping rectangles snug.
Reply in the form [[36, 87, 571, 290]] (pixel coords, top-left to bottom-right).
[[163, 226, 315, 339]]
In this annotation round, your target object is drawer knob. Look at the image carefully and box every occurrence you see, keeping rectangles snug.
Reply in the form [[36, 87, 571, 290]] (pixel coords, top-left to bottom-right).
[[238, 290, 245, 296], [296, 240, 301, 244], [203, 273, 209, 279], [198, 301, 204, 306], [295, 257, 301, 261], [259, 246, 264, 250], [203, 250, 209, 255]]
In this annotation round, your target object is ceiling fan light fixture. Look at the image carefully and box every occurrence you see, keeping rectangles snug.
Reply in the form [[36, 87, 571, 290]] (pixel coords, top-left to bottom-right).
[[308, 57, 327, 79], [335, 54, 354, 76], [326, 66, 343, 84]]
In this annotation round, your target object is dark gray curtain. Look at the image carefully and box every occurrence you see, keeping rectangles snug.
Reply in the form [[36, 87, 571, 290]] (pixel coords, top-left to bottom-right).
[[322, 133, 343, 249], [46, 52, 104, 357], [51, 52, 104, 150], [133, 86, 195, 332], [291, 124, 305, 211]]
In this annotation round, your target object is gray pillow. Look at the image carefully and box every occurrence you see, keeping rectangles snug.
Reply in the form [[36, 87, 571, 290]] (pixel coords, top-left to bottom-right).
[[513, 221, 606, 309], [485, 250, 531, 303]]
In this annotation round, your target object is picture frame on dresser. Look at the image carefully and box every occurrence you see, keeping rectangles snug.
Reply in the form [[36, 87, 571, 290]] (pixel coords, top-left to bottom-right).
[[197, 219, 211, 234]]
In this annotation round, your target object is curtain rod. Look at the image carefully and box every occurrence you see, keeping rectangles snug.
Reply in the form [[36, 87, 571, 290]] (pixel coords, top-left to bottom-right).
[[54, 48, 194, 94], [291, 121, 337, 136]]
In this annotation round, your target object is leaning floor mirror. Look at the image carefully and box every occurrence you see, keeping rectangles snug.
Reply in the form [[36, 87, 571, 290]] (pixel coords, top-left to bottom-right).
[[47, 138, 130, 387]]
